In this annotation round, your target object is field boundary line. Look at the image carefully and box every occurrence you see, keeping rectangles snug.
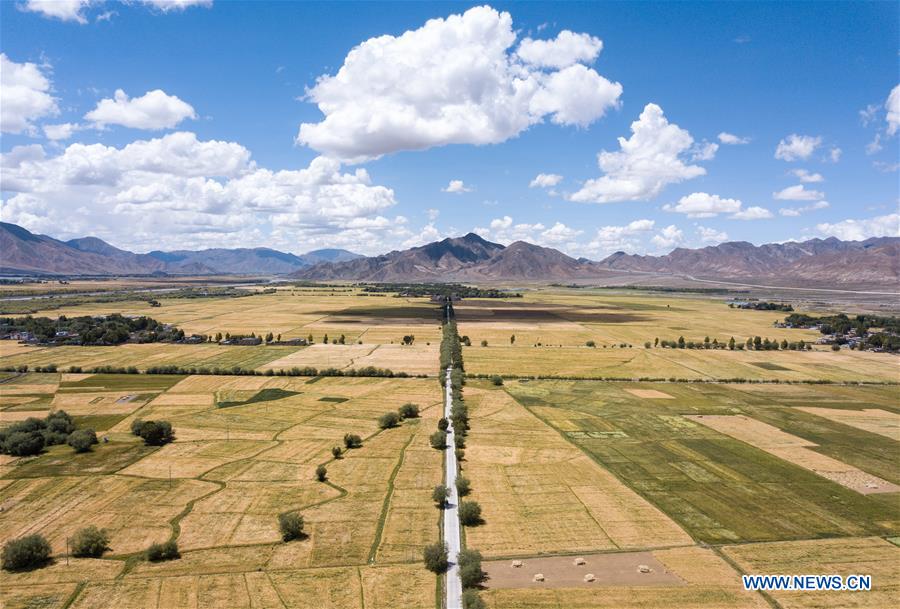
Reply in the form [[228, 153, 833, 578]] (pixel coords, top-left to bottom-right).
[[709, 545, 783, 609], [367, 423, 418, 563]]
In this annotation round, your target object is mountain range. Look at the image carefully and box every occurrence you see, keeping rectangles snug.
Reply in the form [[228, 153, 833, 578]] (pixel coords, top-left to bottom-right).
[[0, 222, 361, 276], [1, 221, 896, 289]]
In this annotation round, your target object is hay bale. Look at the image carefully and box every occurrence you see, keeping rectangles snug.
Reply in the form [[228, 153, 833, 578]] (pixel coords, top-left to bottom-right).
[[638, 564, 652, 573], [584, 573, 595, 582], [511, 560, 523, 568], [533, 573, 545, 582], [573, 557, 586, 566]]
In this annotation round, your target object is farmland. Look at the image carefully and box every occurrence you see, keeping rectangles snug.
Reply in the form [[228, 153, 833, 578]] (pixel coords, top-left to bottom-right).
[[1, 285, 898, 609]]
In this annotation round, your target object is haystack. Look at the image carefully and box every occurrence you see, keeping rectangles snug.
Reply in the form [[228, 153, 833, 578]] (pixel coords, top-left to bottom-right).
[[511, 560, 523, 568], [573, 557, 586, 566], [584, 573, 595, 582], [533, 573, 545, 582]]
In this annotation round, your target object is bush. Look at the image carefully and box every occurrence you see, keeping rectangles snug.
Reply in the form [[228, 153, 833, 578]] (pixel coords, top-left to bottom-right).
[[2, 534, 51, 571], [45, 411, 74, 437], [462, 589, 486, 609], [2, 431, 45, 456], [586, 340, 596, 348], [398, 403, 420, 419], [432, 484, 449, 507], [130, 418, 145, 436], [146, 540, 180, 562], [343, 433, 362, 449], [67, 429, 98, 453], [423, 542, 448, 573], [331, 446, 343, 458], [315, 465, 327, 482], [458, 548, 486, 588], [459, 501, 482, 526], [490, 375, 503, 386], [437, 417, 449, 431], [456, 476, 471, 497], [71, 526, 110, 558], [429, 430, 447, 449], [480, 340, 488, 347], [378, 412, 400, 429], [278, 512, 305, 541], [133, 420, 174, 446]]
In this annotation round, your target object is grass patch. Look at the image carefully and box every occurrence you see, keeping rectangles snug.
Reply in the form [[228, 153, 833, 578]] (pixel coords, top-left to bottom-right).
[[4, 440, 158, 478], [59, 373, 184, 392], [72, 413, 131, 431]]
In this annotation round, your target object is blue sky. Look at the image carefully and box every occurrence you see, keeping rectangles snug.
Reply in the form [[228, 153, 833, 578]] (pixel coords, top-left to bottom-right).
[[1, 0, 898, 257]]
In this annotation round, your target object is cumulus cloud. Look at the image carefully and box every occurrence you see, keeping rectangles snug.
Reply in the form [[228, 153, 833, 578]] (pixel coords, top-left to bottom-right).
[[442, 179, 472, 194], [663, 192, 741, 218], [0, 54, 59, 135], [85, 89, 197, 130], [583, 218, 655, 256], [773, 184, 825, 201], [0, 131, 403, 253], [690, 140, 718, 161], [778, 201, 829, 217], [516, 30, 602, 68], [21, 0, 91, 23], [569, 103, 706, 204], [651, 224, 684, 249], [296, 6, 622, 162], [42, 122, 79, 141], [790, 169, 823, 183], [774, 134, 822, 161], [717, 132, 749, 145], [731, 206, 773, 220], [696, 226, 728, 243], [887, 84, 900, 136], [473, 215, 581, 248], [827, 146, 842, 163], [816, 213, 899, 241], [529, 173, 562, 188]]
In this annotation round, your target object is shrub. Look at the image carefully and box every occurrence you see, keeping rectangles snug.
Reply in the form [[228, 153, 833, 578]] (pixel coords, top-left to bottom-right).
[[480, 340, 488, 347], [462, 589, 486, 609], [315, 465, 327, 482], [45, 411, 74, 437], [67, 429, 98, 453], [455, 448, 465, 462], [398, 403, 420, 419], [146, 540, 180, 562], [423, 542, 448, 573], [331, 446, 343, 459], [458, 501, 482, 526], [278, 512, 304, 541], [456, 476, 471, 497], [458, 548, 486, 588], [130, 418, 145, 436], [2, 534, 51, 571], [432, 484, 450, 507], [586, 340, 596, 348], [71, 526, 110, 558], [378, 412, 400, 429], [490, 375, 503, 386], [136, 420, 175, 446], [343, 433, 362, 449], [437, 417, 449, 431], [2, 431, 45, 456], [429, 430, 447, 449]]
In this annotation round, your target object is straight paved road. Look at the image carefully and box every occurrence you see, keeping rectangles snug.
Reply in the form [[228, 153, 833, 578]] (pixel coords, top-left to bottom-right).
[[443, 365, 463, 609]]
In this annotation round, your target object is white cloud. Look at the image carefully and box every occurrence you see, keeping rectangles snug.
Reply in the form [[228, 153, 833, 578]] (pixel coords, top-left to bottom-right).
[[473, 215, 582, 248], [790, 169, 823, 183], [442, 179, 472, 194], [816, 213, 899, 241], [569, 103, 706, 204], [859, 104, 879, 127], [697, 226, 728, 243], [866, 133, 883, 155], [583, 218, 655, 256], [828, 146, 842, 163], [887, 84, 900, 136], [85, 89, 197, 130], [139, 1, 213, 12], [0, 54, 59, 135], [529, 173, 562, 188], [426, 208, 440, 221], [651, 224, 683, 249], [774, 134, 822, 161], [773, 184, 825, 201], [690, 140, 718, 161], [516, 30, 602, 68], [296, 6, 622, 162], [731, 206, 773, 220], [0, 132, 402, 253], [778, 201, 830, 217], [717, 132, 749, 145], [21, 0, 91, 23], [663, 192, 741, 218], [540, 221, 583, 244], [42, 122, 79, 141]]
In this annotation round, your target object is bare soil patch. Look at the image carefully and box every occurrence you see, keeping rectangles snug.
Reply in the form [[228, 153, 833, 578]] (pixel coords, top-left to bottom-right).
[[483, 550, 684, 589]]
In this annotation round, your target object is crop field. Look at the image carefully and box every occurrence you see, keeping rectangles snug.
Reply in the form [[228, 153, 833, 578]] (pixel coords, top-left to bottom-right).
[[1, 372, 443, 609]]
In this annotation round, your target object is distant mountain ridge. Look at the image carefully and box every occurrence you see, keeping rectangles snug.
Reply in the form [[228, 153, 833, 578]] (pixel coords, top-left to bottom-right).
[[292, 232, 899, 288], [0, 222, 362, 276]]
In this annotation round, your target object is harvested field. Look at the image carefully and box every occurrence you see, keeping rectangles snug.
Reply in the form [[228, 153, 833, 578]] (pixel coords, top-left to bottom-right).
[[797, 407, 900, 440], [625, 388, 674, 399], [259, 343, 436, 375]]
